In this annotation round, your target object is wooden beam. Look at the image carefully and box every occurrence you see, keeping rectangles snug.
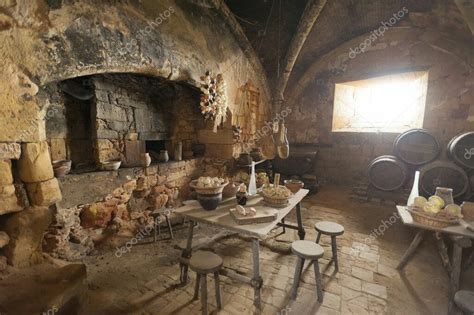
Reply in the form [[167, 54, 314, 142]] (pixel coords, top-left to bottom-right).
[[454, 0, 474, 35], [272, 0, 328, 112]]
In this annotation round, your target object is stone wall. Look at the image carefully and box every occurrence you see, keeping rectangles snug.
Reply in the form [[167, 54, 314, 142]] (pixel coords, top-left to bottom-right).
[[45, 158, 209, 260], [284, 23, 473, 185], [91, 74, 204, 164], [0, 0, 271, 268]]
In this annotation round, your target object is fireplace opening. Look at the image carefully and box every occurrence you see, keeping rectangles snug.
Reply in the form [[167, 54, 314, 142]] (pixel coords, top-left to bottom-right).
[[46, 72, 204, 173]]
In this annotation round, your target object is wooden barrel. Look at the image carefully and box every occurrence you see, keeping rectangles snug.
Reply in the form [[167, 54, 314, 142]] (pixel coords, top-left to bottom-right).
[[394, 129, 440, 165], [368, 155, 408, 191], [419, 161, 468, 198], [447, 132, 474, 169]]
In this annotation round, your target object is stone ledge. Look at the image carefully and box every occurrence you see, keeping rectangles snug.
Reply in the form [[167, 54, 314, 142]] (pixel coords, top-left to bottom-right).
[[57, 158, 203, 209]]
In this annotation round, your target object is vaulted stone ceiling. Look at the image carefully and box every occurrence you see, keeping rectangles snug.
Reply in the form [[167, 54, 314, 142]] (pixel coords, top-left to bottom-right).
[[226, 0, 472, 88], [224, 0, 307, 85]]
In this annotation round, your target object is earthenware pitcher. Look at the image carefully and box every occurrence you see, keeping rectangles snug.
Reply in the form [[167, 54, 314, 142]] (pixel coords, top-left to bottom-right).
[[141, 153, 151, 167], [159, 150, 169, 163], [174, 141, 182, 161], [435, 187, 454, 205]]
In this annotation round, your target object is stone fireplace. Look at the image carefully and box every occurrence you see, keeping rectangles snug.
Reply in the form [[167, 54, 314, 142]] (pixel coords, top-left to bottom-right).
[[38, 73, 215, 260], [47, 73, 204, 170], [0, 0, 271, 270]]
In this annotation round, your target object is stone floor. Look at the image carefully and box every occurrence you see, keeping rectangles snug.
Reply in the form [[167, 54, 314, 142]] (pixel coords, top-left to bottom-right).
[[79, 185, 474, 315]]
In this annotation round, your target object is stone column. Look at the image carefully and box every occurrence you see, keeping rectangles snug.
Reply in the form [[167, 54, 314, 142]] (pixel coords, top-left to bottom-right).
[[18, 141, 62, 206]]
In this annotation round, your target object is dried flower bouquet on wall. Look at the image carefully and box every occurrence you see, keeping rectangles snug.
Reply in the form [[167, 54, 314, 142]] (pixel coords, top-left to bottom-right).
[[199, 71, 228, 132]]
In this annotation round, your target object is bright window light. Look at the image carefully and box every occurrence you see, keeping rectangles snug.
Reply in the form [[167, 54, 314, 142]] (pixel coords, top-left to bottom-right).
[[332, 71, 429, 133]]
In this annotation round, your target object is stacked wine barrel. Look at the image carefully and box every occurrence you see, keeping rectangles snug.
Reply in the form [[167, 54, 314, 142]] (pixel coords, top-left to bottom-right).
[[368, 129, 473, 199]]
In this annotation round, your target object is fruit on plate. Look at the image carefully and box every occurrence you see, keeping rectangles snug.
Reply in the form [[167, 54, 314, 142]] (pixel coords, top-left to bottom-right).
[[414, 196, 427, 208], [444, 204, 462, 218], [423, 201, 442, 214], [428, 195, 445, 209]]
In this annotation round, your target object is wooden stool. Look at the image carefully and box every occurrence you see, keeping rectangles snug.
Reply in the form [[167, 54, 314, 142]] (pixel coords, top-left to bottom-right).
[[189, 251, 223, 315], [290, 240, 324, 302], [315, 221, 344, 271], [454, 290, 474, 314]]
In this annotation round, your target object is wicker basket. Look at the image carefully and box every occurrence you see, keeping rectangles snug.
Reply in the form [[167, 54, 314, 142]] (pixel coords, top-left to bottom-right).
[[408, 207, 459, 228], [262, 195, 290, 207], [189, 180, 228, 195]]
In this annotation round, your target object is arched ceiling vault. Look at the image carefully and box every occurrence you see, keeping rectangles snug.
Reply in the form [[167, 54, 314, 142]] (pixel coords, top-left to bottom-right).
[[225, 0, 473, 102]]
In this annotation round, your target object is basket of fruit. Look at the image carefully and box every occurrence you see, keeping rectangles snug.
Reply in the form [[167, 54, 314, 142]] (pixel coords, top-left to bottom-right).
[[189, 177, 228, 195], [261, 184, 293, 207], [408, 195, 462, 228]]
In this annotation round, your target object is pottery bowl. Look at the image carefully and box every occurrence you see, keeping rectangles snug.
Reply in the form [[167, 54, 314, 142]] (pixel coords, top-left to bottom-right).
[[52, 160, 72, 177], [284, 179, 304, 194], [100, 160, 122, 171]]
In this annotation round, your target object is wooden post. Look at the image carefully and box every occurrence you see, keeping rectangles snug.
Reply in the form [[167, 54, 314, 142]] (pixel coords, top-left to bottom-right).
[[272, 0, 328, 113]]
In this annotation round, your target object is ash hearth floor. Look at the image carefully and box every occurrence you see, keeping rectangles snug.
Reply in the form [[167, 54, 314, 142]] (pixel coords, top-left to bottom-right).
[[80, 186, 474, 315]]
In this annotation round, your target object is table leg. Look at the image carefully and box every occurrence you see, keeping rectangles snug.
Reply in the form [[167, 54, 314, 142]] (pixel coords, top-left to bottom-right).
[[295, 203, 306, 240], [251, 239, 263, 312], [435, 232, 452, 274], [396, 230, 426, 270], [448, 242, 463, 313], [465, 249, 474, 271], [180, 222, 194, 284]]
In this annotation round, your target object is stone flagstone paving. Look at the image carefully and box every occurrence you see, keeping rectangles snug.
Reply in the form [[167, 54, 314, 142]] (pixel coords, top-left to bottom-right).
[[82, 186, 473, 314]]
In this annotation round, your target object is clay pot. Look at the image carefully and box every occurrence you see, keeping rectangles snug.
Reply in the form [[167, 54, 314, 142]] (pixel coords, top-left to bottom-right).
[[222, 181, 241, 198], [284, 179, 304, 194], [236, 191, 248, 206], [141, 153, 152, 167], [174, 142, 183, 161], [159, 150, 169, 163], [197, 193, 222, 211]]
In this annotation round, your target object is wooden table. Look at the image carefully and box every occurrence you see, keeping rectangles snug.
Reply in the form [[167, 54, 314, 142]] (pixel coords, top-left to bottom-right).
[[174, 189, 309, 311], [396, 206, 474, 312]]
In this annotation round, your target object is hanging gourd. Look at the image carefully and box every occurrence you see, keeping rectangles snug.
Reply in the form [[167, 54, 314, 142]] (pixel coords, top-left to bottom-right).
[[199, 71, 228, 133], [274, 122, 290, 160]]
